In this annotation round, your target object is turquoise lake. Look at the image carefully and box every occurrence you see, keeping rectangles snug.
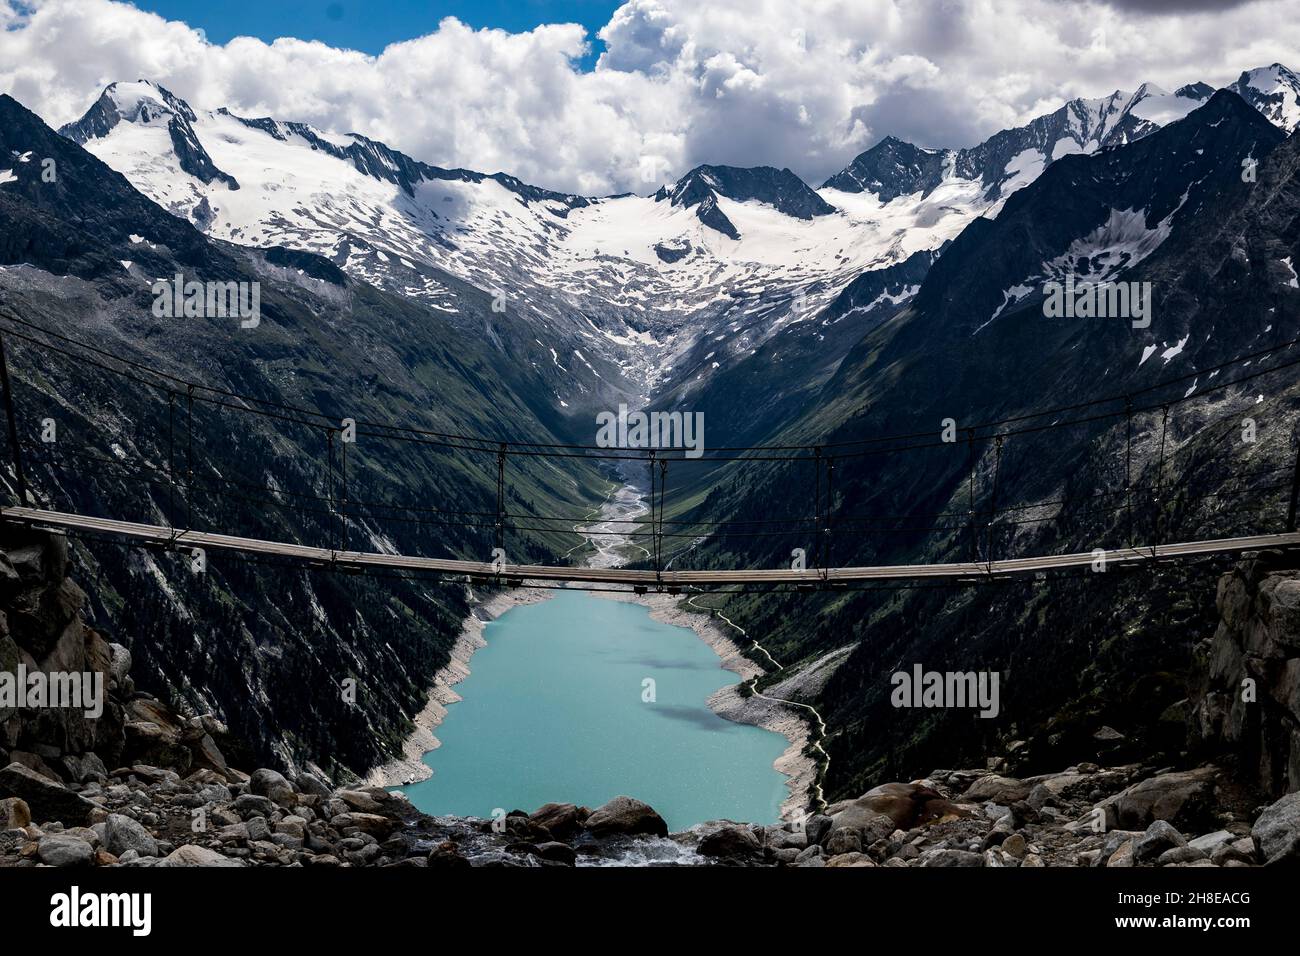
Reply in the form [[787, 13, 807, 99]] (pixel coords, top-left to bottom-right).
[[398, 590, 790, 831]]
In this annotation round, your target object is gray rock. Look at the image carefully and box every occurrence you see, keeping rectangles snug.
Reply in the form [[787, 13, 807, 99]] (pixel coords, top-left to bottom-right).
[[804, 814, 832, 846], [920, 848, 984, 867], [963, 775, 1032, 804], [795, 844, 824, 863], [1252, 792, 1300, 865], [294, 773, 331, 799], [155, 844, 245, 867], [1188, 829, 1235, 855], [232, 793, 275, 819], [60, 753, 108, 785], [1212, 836, 1257, 866], [37, 833, 94, 867], [248, 769, 295, 807], [0, 762, 96, 825], [103, 813, 158, 858], [764, 825, 807, 851], [1156, 846, 1206, 865], [1116, 767, 1218, 831], [1133, 820, 1187, 863], [245, 816, 270, 842], [1095, 829, 1143, 866], [824, 827, 862, 855]]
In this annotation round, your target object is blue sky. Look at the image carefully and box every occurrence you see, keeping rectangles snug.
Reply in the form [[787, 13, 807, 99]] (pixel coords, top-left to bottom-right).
[[133, 0, 622, 68]]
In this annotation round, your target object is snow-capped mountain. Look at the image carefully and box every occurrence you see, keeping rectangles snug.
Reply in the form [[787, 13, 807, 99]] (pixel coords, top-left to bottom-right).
[[55, 67, 1300, 420], [56, 81, 974, 405], [1228, 63, 1300, 133], [823, 82, 1215, 209]]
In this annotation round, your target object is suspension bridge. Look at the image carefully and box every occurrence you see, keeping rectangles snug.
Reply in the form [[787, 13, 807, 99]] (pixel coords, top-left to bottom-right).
[[0, 310, 1298, 591]]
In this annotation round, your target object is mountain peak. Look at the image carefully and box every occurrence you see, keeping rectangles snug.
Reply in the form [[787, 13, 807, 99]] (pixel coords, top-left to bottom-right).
[[1229, 62, 1300, 132], [59, 79, 238, 190], [821, 136, 952, 200], [656, 164, 834, 239]]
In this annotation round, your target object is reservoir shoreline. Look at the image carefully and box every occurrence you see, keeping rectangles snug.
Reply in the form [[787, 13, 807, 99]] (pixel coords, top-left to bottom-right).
[[363, 586, 550, 788], [370, 583, 816, 824]]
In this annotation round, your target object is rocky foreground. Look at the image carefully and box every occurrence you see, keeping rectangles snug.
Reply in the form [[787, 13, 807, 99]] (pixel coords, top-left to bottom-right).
[[3, 529, 1300, 868], [3, 754, 1300, 867]]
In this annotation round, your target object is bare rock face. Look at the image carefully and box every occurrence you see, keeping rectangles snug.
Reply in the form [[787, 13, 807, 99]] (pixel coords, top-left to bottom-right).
[[1190, 556, 1300, 796], [0, 529, 236, 793]]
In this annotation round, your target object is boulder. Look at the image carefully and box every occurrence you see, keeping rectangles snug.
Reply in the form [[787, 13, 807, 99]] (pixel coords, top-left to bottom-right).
[[122, 721, 191, 773], [249, 768, 296, 807], [1105, 840, 1136, 867], [1187, 830, 1235, 856], [428, 840, 472, 869], [824, 827, 863, 855], [103, 813, 158, 858], [294, 773, 331, 798], [60, 752, 108, 785], [0, 797, 31, 829], [698, 824, 761, 859], [1115, 768, 1218, 831], [37, 833, 94, 867], [528, 802, 588, 841], [232, 793, 275, 819], [584, 796, 667, 837], [1132, 820, 1187, 863], [0, 762, 95, 825], [1251, 792, 1300, 865], [825, 804, 896, 844], [336, 789, 385, 814], [534, 841, 577, 865], [920, 848, 984, 867], [1000, 832, 1028, 859], [1157, 846, 1206, 866], [963, 775, 1032, 804], [334, 812, 398, 838], [155, 844, 245, 867], [857, 781, 970, 829]]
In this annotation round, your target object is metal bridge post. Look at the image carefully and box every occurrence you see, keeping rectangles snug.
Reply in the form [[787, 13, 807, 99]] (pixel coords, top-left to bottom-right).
[[0, 333, 28, 506]]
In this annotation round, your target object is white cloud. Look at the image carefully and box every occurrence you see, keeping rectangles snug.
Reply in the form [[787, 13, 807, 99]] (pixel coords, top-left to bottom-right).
[[0, 0, 1297, 195]]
